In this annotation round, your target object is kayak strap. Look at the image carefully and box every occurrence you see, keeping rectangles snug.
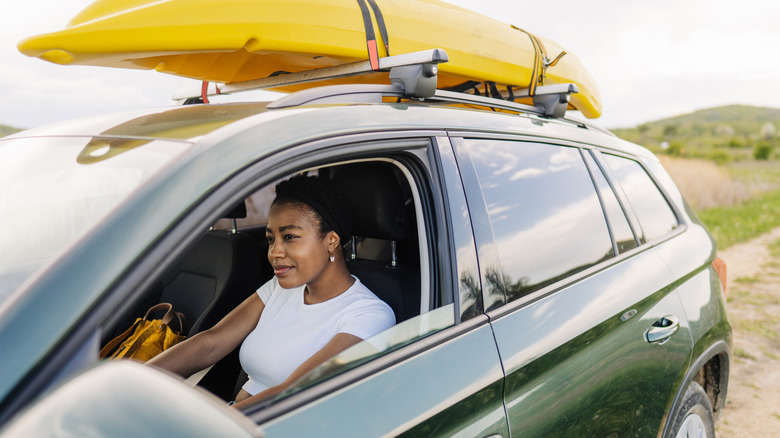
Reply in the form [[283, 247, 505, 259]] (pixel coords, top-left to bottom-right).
[[547, 51, 567, 68], [199, 81, 221, 104], [357, 0, 391, 71], [201, 81, 210, 104], [518, 29, 546, 96], [514, 28, 567, 97]]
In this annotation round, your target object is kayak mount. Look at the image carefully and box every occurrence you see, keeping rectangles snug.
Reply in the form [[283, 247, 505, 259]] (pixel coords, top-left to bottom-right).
[[213, 49, 447, 99], [179, 48, 579, 119]]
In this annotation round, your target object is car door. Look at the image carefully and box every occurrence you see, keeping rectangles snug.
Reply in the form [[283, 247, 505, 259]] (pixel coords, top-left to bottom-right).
[[240, 138, 509, 437], [452, 136, 694, 437]]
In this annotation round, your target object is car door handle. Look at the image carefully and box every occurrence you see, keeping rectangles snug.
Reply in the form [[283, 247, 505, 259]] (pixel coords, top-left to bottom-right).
[[644, 316, 679, 344]]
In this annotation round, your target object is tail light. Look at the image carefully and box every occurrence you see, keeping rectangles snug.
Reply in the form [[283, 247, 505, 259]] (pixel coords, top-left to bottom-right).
[[713, 256, 727, 297]]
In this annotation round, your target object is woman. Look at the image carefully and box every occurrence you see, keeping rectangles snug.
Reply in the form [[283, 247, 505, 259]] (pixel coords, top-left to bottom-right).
[[148, 175, 396, 407]]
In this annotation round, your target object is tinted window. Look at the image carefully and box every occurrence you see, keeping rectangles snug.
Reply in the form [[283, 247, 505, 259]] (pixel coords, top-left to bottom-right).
[[465, 140, 614, 301], [583, 151, 638, 253], [602, 154, 678, 241]]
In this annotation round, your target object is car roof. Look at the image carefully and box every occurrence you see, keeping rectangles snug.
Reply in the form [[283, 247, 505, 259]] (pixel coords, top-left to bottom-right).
[[6, 97, 649, 160]]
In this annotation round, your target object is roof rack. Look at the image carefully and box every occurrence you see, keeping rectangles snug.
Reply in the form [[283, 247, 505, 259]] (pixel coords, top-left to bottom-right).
[[179, 48, 579, 119]]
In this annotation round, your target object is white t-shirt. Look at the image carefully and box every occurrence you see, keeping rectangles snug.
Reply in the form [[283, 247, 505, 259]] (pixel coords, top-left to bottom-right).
[[239, 276, 395, 395]]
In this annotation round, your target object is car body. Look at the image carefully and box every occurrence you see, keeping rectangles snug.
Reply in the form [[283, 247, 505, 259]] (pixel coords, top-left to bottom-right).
[[0, 75, 730, 437]]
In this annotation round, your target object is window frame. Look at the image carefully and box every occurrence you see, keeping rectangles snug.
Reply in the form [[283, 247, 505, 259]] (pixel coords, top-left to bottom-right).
[[447, 132, 688, 320], [581, 148, 640, 255], [592, 149, 687, 245]]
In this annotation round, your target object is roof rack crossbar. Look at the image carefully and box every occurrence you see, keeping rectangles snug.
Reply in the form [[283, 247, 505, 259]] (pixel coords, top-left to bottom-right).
[[432, 89, 541, 114], [268, 84, 403, 109], [269, 83, 579, 119], [218, 48, 448, 96], [176, 46, 579, 118]]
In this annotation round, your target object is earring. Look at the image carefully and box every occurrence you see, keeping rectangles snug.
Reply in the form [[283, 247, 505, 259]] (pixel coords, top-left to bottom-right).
[[329, 255, 335, 262]]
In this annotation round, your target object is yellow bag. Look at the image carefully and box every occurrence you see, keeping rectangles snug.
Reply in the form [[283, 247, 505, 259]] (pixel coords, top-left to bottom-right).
[[100, 303, 186, 362]]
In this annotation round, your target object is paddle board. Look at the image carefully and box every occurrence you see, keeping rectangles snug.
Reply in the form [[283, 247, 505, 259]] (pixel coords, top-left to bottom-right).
[[18, 0, 602, 118]]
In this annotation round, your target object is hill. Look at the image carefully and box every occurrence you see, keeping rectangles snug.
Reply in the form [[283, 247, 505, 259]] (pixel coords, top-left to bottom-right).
[[612, 105, 780, 162], [0, 124, 23, 138]]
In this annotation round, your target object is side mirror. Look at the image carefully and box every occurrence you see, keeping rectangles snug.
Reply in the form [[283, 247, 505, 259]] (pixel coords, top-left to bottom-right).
[[0, 361, 263, 438]]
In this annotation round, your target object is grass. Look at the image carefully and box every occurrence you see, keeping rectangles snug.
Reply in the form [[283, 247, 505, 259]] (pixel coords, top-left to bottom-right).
[[697, 189, 780, 249], [770, 239, 780, 258], [734, 347, 758, 361], [658, 156, 756, 210], [658, 157, 780, 249], [760, 346, 779, 360], [733, 316, 779, 339]]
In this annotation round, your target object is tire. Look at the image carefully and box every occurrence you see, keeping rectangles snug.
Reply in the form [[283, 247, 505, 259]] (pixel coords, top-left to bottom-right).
[[669, 382, 716, 438]]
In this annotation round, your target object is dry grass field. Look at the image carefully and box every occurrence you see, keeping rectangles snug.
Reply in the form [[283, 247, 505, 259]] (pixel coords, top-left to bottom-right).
[[657, 156, 771, 210]]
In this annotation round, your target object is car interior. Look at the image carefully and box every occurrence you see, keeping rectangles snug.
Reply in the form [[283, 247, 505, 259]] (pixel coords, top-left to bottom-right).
[[100, 159, 427, 401]]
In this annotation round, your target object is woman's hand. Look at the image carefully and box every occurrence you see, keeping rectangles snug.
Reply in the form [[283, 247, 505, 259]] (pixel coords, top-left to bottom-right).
[[148, 293, 265, 377]]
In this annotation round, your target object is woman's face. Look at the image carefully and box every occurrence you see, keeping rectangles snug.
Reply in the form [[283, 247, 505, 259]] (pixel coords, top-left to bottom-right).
[[266, 201, 333, 289]]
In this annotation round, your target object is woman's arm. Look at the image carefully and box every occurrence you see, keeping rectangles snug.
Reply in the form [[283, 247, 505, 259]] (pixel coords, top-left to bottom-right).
[[233, 332, 363, 408], [148, 293, 265, 377]]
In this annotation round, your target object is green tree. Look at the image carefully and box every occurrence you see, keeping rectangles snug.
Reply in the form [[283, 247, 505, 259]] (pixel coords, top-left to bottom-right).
[[753, 142, 772, 160]]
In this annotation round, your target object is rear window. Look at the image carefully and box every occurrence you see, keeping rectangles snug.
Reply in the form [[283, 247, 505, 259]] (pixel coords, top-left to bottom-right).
[[0, 136, 192, 304], [602, 154, 678, 242], [465, 140, 614, 302]]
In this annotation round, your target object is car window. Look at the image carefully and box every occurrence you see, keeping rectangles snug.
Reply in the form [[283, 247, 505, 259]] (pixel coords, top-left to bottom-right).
[[285, 304, 456, 395], [464, 139, 614, 302], [602, 154, 678, 242], [100, 153, 444, 407], [583, 151, 638, 253]]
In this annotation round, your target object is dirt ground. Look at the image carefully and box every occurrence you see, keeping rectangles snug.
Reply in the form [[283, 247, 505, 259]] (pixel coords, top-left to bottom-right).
[[714, 226, 780, 437]]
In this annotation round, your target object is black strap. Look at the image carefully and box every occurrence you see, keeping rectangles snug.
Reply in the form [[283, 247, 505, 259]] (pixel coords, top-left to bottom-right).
[[486, 81, 502, 99], [444, 80, 481, 94], [356, 0, 390, 71], [366, 0, 390, 56]]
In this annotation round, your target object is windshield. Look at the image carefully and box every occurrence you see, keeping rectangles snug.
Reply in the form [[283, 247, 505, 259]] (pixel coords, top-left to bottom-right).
[[0, 135, 192, 304]]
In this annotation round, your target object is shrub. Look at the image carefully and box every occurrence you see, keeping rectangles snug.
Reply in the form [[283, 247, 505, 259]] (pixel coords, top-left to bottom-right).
[[664, 141, 685, 156], [727, 138, 745, 148], [707, 149, 733, 165], [754, 143, 773, 160]]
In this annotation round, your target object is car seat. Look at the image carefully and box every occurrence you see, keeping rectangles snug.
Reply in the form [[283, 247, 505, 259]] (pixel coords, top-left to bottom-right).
[[331, 162, 422, 322], [158, 202, 265, 337]]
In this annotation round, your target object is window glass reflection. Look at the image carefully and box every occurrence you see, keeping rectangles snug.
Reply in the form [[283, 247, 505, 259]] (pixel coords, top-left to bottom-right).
[[0, 136, 192, 302], [287, 304, 456, 393], [465, 140, 614, 302], [583, 152, 638, 253], [602, 154, 678, 242]]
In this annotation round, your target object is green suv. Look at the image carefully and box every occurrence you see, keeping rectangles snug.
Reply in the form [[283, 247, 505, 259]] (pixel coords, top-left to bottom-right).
[[0, 52, 730, 438]]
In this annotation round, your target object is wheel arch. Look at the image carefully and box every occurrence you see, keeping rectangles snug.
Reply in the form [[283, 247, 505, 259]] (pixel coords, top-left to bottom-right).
[[661, 340, 730, 438]]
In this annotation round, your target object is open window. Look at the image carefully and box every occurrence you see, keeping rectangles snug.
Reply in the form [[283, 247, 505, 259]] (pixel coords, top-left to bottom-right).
[[100, 152, 452, 405]]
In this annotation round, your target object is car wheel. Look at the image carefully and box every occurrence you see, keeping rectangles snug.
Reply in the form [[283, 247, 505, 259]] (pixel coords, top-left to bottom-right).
[[669, 382, 715, 438]]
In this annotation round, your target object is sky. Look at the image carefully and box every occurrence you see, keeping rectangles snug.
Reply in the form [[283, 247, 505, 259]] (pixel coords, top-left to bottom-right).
[[1, 0, 779, 130]]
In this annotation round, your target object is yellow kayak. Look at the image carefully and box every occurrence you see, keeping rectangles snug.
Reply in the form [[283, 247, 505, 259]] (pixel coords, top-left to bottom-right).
[[18, 0, 602, 118]]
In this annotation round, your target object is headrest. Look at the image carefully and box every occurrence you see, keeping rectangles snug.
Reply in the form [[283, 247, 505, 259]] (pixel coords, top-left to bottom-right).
[[332, 163, 412, 241], [224, 201, 247, 219]]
